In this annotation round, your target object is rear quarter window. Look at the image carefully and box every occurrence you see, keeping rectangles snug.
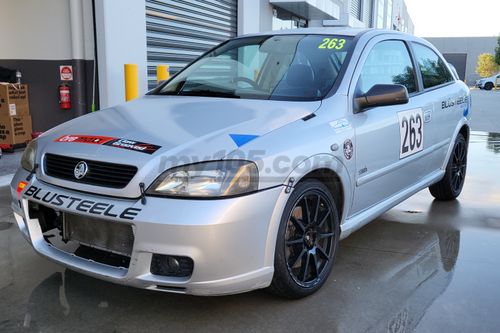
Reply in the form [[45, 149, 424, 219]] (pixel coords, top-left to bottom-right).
[[412, 43, 454, 89]]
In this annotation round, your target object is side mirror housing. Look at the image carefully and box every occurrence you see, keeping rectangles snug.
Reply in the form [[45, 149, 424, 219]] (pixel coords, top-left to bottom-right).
[[354, 84, 409, 113]]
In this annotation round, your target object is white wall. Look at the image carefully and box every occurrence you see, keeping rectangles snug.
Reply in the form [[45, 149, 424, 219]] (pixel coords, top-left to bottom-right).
[[238, 0, 273, 35], [0, 0, 93, 60], [94, 0, 148, 108]]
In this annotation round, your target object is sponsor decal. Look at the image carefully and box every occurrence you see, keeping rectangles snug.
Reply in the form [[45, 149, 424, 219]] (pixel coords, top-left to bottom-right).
[[54, 135, 161, 154], [23, 185, 142, 220], [104, 139, 161, 155], [55, 135, 115, 145], [329, 118, 352, 133], [423, 110, 432, 123], [441, 96, 469, 110], [343, 139, 353, 160], [16, 181, 28, 199]]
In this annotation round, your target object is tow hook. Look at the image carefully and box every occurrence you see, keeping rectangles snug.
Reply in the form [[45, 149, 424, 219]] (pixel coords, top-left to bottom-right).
[[139, 182, 147, 205]]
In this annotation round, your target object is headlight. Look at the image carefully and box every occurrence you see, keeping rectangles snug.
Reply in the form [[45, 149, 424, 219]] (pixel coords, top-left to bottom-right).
[[147, 160, 258, 198], [21, 140, 37, 172]]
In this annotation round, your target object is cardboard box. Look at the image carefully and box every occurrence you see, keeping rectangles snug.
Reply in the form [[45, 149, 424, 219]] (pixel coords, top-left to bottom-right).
[[0, 115, 32, 145], [0, 84, 30, 117]]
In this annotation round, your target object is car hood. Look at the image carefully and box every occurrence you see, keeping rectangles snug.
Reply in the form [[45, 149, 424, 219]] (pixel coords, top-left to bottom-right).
[[37, 95, 320, 197]]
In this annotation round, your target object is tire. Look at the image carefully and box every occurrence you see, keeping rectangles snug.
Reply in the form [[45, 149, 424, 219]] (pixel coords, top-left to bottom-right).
[[429, 133, 467, 200], [484, 82, 494, 90], [268, 179, 340, 299], [437, 230, 460, 272]]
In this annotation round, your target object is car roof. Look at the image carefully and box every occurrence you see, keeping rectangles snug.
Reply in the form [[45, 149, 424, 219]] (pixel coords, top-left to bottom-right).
[[236, 27, 410, 39]]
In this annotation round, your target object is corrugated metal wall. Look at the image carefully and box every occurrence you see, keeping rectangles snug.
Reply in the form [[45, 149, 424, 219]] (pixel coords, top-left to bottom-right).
[[145, 0, 237, 88], [350, 0, 362, 20]]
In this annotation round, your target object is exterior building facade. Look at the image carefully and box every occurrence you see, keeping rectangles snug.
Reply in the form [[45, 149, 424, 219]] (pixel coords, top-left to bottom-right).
[[425, 37, 499, 84], [0, 0, 414, 131]]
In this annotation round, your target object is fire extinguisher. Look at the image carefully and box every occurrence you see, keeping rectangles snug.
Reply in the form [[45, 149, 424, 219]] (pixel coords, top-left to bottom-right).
[[58, 83, 71, 110]]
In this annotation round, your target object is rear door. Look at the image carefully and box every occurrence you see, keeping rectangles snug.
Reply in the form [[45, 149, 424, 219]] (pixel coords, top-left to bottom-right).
[[348, 37, 429, 215], [410, 42, 459, 168]]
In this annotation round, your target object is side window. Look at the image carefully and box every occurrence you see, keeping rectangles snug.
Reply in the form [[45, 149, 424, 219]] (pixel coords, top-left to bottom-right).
[[412, 43, 454, 89], [357, 40, 417, 95]]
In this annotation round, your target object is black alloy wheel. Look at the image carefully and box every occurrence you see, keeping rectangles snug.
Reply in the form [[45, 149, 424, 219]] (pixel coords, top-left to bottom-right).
[[450, 137, 467, 194], [429, 133, 468, 200], [269, 179, 340, 298]]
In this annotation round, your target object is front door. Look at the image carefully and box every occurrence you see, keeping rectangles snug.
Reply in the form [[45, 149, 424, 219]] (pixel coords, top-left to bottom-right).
[[349, 38, 426, 215]]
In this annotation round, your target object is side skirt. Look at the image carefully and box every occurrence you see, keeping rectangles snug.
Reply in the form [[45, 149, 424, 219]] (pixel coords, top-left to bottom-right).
[[340, 170, 445, 240]]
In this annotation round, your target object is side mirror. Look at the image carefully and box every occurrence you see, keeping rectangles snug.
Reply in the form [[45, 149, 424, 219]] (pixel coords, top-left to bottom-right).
[[354, 84, 409, 113]]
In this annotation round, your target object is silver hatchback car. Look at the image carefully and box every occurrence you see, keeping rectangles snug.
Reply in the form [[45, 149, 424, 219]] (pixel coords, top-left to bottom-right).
[[11, 28, 470, 298]]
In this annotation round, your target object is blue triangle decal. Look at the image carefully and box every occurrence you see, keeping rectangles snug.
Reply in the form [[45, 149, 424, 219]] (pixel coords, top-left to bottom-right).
[[229, 134, 259, 147]]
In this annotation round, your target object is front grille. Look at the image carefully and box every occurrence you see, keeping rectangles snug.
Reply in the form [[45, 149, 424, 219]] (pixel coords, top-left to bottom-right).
[[63, 212, 134, 257], [44, 153, 138, 188], [29, 201, 133, 269]]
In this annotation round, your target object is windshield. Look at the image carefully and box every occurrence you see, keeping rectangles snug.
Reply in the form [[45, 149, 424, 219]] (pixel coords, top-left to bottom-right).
[[151, 34, 353, 101]]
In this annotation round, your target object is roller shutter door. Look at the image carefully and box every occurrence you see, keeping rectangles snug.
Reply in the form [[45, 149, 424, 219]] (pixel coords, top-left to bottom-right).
[[350, 0, 362, 20], [146, 0, 238, 88]]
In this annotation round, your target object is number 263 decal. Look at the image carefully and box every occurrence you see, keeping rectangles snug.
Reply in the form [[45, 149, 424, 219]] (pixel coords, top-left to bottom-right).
[[318, 38, 346, 50], [398, 109, 424, 159]]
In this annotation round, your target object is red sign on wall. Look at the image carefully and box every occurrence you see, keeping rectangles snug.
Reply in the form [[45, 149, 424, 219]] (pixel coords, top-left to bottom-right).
[[60, 66, 73, 81]]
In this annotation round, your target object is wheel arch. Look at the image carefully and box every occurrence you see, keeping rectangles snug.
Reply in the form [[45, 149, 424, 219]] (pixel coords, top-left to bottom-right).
[[299, 168, 344, 222], [459, 123, 470, 143], [441, 120, 470, 170], [263, 154, 353, 268], [285, 154, 352, 224]]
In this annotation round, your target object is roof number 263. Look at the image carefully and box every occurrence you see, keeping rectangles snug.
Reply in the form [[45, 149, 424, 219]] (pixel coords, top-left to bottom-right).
[[398, 109, 424, 159], [318, 38, 346, 50]]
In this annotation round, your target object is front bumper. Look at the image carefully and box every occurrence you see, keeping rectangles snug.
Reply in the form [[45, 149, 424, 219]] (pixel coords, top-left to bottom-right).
[[10, 169, 285, 295]]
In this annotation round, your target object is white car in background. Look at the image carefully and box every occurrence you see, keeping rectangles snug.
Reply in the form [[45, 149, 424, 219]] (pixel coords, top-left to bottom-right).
[[476, 73, 500, 90]]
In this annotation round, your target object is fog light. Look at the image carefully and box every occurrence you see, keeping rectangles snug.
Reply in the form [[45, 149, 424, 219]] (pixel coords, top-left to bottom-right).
[[151, 254, 193, 277], [167, 257, 180, 271]]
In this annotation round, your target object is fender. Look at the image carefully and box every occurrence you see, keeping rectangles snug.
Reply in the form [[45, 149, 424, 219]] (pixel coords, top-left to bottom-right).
[[262, 154, 352, 267], [441, 117, 470, 171]]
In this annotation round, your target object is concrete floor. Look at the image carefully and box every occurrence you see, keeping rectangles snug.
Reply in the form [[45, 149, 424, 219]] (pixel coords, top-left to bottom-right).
[[469, 89, 500, 133], [0, 132, 499, 333]]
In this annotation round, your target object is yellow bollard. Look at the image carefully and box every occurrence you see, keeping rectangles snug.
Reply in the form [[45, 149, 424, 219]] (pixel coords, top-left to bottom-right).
[[124, 64, 139, 101], [157, 65, 170, 83]]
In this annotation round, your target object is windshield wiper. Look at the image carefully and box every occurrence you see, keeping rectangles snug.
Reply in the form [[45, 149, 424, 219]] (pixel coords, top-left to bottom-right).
[[177, 89, 241, 98]]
